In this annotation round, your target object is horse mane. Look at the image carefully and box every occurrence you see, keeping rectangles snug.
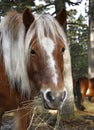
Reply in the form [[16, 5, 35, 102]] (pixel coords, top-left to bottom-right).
[[0, 10, 72, 95], [0, 11, 30, 94]]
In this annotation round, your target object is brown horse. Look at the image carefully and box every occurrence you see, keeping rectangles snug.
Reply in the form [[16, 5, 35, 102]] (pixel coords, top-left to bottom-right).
[[0, 8, 72, 130], [74, 77, 94, 111]]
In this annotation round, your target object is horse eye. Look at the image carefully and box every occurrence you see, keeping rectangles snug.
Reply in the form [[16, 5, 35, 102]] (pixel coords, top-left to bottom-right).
[[31, 49, 36, 55], [62, 47, 65, 52]]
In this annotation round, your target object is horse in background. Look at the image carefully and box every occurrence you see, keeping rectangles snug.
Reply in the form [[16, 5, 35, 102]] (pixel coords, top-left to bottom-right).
[[74, 77, 94, 111], [0, 8, 72, 130]]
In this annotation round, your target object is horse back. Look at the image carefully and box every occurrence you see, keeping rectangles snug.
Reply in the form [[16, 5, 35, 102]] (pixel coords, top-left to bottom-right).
[[79, 77, 88, 94], [86, 78, 94, 96], [74, 77, 88, 97]]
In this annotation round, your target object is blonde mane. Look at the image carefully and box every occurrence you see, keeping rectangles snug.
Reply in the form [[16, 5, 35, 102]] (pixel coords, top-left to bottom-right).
[[0, 11, 72, 95]]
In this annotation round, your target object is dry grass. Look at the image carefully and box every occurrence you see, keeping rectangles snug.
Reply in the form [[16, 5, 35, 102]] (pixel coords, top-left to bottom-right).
[[1, 96, 94, 130], [2, 95, 60, 130]]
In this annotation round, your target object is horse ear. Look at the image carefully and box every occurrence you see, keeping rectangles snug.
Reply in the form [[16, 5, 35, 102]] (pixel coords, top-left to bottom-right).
[[55, 8, 67, 26], [23, 8, 35, 31]]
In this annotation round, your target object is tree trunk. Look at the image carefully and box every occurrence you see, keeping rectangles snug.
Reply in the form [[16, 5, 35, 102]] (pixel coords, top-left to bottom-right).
[[54, 0, 65, 13], [55, 0, 66, 31], [61, 43, 74, 119], [55, 0, 74, 119], [88, 0, 94, 78]]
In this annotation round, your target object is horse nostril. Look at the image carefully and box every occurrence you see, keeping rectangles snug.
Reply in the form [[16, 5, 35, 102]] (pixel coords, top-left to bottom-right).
[[46, 91, 54, 102]]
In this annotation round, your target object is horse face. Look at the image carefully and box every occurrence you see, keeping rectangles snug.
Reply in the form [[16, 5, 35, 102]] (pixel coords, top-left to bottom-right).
[[27, 37, 66, 109], [23, 8, 67, 109]]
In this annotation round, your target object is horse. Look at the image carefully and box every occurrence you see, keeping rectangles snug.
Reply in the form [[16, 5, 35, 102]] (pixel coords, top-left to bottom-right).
[[0, 8, 72, 130], [74, 77, 94, 111]]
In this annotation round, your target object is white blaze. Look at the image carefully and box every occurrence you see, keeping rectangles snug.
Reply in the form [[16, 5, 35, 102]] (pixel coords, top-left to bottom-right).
[[41, 37, 58, 86], [86, 89, 90, 95]]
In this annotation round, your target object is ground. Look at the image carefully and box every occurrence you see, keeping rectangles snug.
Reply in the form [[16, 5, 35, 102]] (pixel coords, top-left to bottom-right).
[[0, 98, 94, 130]]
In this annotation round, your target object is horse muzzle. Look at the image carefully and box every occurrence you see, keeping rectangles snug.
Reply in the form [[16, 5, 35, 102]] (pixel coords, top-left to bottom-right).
[[41, 88, 67, 110]]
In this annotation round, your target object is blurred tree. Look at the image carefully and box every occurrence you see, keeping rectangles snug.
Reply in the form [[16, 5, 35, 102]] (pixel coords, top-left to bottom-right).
[[67, 9, 88, 79], [0, 0, 35, 15], [88, 0, 94, 78], [0, 0, 83, 15]]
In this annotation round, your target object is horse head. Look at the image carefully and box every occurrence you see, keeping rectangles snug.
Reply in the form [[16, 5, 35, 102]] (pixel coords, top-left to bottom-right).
[[23, 8, 67, 109], [0, 8, 70, 110]]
